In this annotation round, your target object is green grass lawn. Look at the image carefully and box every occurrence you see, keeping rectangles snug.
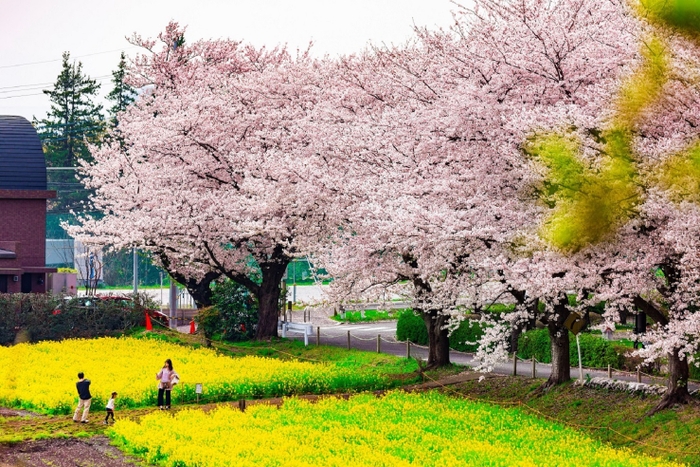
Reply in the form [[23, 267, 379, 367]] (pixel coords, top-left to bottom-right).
[[331, 308, 408, 323]]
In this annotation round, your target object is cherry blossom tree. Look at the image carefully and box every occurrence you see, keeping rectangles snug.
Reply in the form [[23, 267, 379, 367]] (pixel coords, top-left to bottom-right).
[[444, 0, 641, 382], [602, 7, 700, 410], [310, 0, 641, 373], [73, 23, 332, 339], [434, 0, 642, 383], [478, 0, 700, 404], [311, 30, 535, 368]]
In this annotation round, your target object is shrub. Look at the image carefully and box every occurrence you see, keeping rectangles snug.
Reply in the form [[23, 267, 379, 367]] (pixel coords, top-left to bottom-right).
[[571, 333, 625, 369], [57, 267, 78, 273], [396, 310, 485, 351], [396, 309, 428, 345], [195, 307, 222, 343], [517, 328, 552, 363], [210, 280, 258, 341], [450, 320, 485, 352], [0, 293, 145, 345], [689, 356, 700, 381], [517, 328, 624, 369]]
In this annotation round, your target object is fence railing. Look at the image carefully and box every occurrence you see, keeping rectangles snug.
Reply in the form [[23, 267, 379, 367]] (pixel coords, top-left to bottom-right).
[[282, 323, 700, 389]]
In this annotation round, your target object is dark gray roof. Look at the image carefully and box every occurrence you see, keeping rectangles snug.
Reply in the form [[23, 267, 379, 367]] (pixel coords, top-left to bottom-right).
[[0, 116, 47, 190], [0, 248, 16, 259]]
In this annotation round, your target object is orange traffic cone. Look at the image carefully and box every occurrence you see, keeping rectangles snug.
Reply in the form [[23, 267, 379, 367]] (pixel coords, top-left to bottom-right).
[[145, 313, 153, 331], [189, 320, 196, 334]]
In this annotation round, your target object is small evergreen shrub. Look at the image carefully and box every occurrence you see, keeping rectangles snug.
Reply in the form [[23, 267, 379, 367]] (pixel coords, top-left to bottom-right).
[[396, 310, 485, 351], [210, 279, 258, 341], [571, 333, 625, 368], [450, 320, 485, 352], [396, 309, 428, 345], [195, 306, 222, 342], [333, 309, 400, 323], [517, 328, 552, 362], [689, 356, 700, 381]]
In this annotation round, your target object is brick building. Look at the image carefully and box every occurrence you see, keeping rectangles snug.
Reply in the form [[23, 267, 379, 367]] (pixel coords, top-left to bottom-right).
[[0, 116, 56, 293]]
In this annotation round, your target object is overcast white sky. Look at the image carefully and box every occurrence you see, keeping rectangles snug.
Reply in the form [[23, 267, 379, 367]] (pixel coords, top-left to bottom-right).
[[0, 0, 458, 121]]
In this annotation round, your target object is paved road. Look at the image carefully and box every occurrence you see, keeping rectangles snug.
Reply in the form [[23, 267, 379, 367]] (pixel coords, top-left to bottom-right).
[[281, 320, 692, 389], [93, 285, 334, 307]]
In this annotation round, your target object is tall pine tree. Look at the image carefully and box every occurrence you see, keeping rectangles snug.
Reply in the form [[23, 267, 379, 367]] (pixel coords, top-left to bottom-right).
[[35, 51, 104, 168], [106, 52, 136, 126], [37, 52, 104, 238]]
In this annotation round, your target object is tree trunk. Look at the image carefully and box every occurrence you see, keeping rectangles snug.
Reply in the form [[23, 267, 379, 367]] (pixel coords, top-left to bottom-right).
[[253, 257, 289, 340], [649, 348, 692, 415], [404, 258, 451, 369], [528, 298, 539, 331], [543, 298, 571, 389], [545, 325, 571, 387], [618, 308, 628, 325], [420, 309, 450, 368], [157, 252, 220, 308], [182, 272, 220, 308], [507, 291, 539, 349], [632, 295, 691, 414]]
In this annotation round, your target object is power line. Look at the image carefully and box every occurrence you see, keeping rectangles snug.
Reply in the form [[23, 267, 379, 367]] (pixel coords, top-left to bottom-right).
[[0, 91, 45, 100], [0, 75, 112, 94], [0, 81, 55, 91], [36, 121, 106, 129], [0, 77, 115, 99], [0, 47, 139, 70]]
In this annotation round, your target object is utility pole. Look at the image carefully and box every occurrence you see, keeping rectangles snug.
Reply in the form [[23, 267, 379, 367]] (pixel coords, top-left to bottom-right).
[[292, 259, 296, 304], [132, 248, 138, 294], [169, 278, 178, 329]]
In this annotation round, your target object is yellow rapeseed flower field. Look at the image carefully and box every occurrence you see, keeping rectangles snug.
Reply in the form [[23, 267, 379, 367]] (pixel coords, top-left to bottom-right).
[[0, 337, 387, 413], [110, 391, 684, 467]]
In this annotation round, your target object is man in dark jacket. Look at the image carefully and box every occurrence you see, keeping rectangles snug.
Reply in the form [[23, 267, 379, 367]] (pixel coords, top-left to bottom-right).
[[73, 372, 92, 423]]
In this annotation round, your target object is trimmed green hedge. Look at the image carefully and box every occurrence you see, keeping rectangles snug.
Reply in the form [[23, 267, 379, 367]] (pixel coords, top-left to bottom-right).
[[690, 356, 700, 381], [517, 328, 625, 369], [0, 293, 145, 345], [396, 310, 484, 352]]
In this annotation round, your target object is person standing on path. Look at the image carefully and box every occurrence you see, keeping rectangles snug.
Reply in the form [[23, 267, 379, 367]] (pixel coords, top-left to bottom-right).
[[73, 372, 92, 423], [104, 392, 117, 424], [156, 358, 179, 410]]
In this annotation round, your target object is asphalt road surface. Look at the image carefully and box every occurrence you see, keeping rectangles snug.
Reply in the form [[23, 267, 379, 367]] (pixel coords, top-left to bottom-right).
[[282, 319, 693, 390]]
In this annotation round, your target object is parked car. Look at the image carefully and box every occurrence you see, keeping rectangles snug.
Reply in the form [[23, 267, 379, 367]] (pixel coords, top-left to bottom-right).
[[99, 296, 170, 326], [53, 295, 169, 326]]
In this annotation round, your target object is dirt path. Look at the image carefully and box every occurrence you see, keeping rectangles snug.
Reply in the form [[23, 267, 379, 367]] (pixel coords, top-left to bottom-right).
[[0, 436, 139, 467]]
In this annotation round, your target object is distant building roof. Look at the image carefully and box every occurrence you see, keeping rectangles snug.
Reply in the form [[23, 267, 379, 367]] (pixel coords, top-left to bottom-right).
[[0, 116, 47, 190], [0, 248, 16, 259]]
